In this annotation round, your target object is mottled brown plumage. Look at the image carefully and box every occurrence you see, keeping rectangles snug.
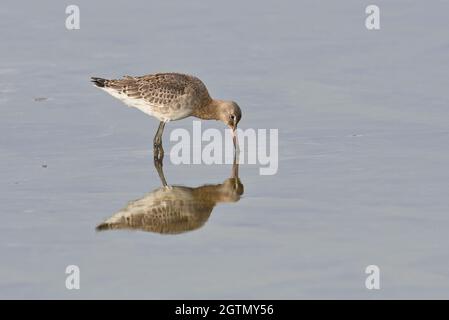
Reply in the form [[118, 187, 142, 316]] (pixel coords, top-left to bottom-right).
[[96, 158, 243, 234], [91, 73, 241, 123], [91, 72, 242, 160]]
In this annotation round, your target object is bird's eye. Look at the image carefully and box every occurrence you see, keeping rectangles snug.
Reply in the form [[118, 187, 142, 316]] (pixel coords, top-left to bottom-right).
[[230, 115, 236, 120]]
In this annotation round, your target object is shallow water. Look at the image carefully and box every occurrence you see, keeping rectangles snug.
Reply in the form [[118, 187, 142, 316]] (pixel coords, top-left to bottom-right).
[[1, 0, 449, 298]]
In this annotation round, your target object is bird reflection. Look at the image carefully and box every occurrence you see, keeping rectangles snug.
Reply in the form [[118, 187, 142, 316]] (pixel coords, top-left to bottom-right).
[[96, 158, 243, 234]]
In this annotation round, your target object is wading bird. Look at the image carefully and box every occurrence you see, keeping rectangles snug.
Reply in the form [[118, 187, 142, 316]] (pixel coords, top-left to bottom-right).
[[96, 157, 243, 234], [91, 73, 242, 160]]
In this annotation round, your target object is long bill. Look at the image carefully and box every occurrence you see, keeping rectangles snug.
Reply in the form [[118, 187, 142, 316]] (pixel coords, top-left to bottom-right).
[[232, 128, 239, 151]]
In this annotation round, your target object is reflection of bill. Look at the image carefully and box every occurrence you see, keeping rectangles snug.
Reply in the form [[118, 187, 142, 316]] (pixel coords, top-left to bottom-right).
[[169, 121, 278, 175], [96, 158, 243, 235]]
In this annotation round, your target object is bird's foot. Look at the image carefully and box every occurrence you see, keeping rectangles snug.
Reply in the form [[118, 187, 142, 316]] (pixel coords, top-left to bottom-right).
[[153, 143, 164, 162], [153, 152, 169, 187], [154, 155, 163, 173]]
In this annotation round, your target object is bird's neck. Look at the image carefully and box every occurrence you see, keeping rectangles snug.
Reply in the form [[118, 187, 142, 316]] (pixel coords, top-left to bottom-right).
[[192, 179, 241, 203], [193, 99, 221, 120], [192, 184, 228, 203]]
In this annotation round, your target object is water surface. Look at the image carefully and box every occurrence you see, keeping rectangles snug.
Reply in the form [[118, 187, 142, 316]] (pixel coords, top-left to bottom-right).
[[1, 0, 449, 298]]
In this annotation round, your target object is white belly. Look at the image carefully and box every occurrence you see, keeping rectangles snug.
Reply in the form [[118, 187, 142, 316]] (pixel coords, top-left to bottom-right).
[[102, 87, 191, 122]]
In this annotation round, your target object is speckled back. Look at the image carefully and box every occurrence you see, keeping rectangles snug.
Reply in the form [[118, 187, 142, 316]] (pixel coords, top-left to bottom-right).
[[103, 73, 212, 118]]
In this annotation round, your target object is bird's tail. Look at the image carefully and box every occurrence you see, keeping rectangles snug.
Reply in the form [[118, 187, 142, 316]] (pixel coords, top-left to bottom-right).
[[91, 77, 108, 88], [95, 222, 111, 231]]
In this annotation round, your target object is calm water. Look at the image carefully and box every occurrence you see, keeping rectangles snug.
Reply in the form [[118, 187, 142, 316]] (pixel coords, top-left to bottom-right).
[[1, 0, 449, 298]]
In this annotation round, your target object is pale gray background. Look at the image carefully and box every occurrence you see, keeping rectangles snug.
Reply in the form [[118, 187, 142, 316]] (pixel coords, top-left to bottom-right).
[[1, 0, 449, 298]]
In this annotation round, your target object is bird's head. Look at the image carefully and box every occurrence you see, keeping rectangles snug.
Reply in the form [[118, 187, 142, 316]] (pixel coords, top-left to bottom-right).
[[216, 100, 242, 147], [217, 100, 242, 132]]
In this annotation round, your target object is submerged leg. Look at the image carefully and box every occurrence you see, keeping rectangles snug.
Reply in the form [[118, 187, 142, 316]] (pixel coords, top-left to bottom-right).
[[154, 157, 168, 187], [153, 121, 166, 161]]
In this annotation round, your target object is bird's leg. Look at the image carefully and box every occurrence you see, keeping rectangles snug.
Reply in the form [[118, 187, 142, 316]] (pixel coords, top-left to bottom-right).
[[154, 157, 168, 187], [153, 121, 166, 161]]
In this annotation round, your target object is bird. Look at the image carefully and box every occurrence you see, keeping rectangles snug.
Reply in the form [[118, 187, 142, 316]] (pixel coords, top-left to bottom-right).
[[96, 155, 243, 234], [91, 73, 242, 160]]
